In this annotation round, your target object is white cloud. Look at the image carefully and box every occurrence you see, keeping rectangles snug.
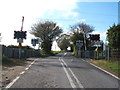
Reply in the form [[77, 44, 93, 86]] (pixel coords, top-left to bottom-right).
[[76, 19, 86, 23], [0, 0, 79, 46], [1, 0, 116, 46]]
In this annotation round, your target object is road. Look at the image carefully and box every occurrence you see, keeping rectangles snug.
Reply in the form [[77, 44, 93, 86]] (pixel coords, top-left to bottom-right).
[[6, 52, 119, 89]]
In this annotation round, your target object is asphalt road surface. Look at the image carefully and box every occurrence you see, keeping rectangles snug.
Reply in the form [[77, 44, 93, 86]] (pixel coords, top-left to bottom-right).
[[6, 52, 119, 89]]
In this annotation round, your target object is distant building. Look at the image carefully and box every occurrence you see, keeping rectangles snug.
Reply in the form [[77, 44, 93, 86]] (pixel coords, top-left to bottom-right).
[[51, 41, 61, 51]]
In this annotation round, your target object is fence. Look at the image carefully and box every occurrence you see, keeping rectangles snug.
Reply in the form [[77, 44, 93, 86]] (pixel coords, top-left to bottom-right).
[[111, 49, 120, 61], [2, 45, 40, 59], [76, 50, 105, 59]]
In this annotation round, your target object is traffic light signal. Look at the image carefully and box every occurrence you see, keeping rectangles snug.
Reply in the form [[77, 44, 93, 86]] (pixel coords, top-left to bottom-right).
[[14, 31, 27, 39], [89, 34, 100, 41]]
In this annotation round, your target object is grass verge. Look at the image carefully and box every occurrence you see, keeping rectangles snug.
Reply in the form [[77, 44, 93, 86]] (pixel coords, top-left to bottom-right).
[[40, 50, 66, 57], [2, 55, 27, 67], [51, 50, 66, 55], [90, 60, 120, 77]]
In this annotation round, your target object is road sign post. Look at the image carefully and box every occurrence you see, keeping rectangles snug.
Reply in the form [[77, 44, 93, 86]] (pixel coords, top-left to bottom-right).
[[13, 16, 27, 59], [76, 40, 83, 57]]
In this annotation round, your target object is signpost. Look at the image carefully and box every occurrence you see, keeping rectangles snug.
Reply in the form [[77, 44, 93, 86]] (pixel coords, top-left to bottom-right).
[[31, 39, 39, 57], [76, 40, 83, 57], [13, 16, 27, 59], [31, 39, 39, 47]]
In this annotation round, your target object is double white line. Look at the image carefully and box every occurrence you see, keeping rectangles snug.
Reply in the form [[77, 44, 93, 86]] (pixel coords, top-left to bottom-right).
[[59, 57, 84, 88]]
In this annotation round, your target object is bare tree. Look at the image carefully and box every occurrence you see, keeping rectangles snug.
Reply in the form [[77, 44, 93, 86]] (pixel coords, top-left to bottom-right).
[[70, 23, 94, 51], [70, 23, 94, 34]]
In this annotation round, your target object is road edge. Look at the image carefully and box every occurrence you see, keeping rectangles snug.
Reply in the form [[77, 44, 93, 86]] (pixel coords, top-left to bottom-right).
[[81, 59, 120, 80], [4, 58, 37, 89]]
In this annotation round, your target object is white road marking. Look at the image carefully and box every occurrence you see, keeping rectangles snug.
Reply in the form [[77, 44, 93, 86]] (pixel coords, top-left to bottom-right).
[[90, 63, 120, 80], [25, 67, 29, 71], [31, 62, 34, 65], [28, 65, 32, 68], [64, 52, 67, 56], [61, 58, 84, 88], [6, 76, 20, 88], [20, 71, 25, 75], [59, 58, 76, 88], [81, 59, 120, 80], [5, 59, 37, 88]]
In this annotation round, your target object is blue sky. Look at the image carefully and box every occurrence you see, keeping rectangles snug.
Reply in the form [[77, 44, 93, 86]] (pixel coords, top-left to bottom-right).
[[0, 0, 119, 49], [77, 2, 118, 30], [42, 2, 118, 42], [44, 2, 118, 28]]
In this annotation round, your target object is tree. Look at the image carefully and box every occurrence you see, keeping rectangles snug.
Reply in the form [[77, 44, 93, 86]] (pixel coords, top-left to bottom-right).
[[56, 34, 70, 50], [30, 21, 63, 53], [70, 23, 94, 34], [107, 24, 120, 49], [70, 23, 94, 51]]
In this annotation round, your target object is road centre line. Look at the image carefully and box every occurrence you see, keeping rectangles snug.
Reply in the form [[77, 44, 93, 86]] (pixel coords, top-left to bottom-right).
[[59, 57, 76, 88], [61, 58, 84, 88], [81, 59, 120, 80]]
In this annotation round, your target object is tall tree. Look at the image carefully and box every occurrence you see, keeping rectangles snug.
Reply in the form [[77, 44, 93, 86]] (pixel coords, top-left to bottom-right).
[[56, 34, 70, 50], [70, 23, 94, 50], [70, 23, 94, 34], [107, 24, 120, 49], [30, 21, 62, 53]]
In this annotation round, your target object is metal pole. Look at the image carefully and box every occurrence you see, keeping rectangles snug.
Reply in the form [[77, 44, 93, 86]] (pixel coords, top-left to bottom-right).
[[19, 48, 21, 59], [83, 33, 87, 51], [97, 51, 98, 60], [83, 33, 87, 58], [108, 47, 109, 60], [34, 46, 35, 57], [21, 16, 24, 31], [97, 46, 99, 60]]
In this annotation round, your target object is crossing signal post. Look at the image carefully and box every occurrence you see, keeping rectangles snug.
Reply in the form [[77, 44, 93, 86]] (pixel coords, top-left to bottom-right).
[[89, 34, 100, 59], [13, 16, 27, 59], [89, 34, 100, 41], [14, 31, 27, 39]]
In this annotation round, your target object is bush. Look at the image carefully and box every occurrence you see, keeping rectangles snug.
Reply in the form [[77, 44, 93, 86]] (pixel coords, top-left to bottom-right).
[[2, 55, 12, 65], [2, 55, 26, 66], [40, 50, 54, 57], [51, 50, 65, 55]]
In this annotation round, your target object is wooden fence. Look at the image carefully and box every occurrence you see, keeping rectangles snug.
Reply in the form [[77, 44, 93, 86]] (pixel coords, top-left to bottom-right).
[[2, 45, 40, 59], [111, 49, 120, 61]]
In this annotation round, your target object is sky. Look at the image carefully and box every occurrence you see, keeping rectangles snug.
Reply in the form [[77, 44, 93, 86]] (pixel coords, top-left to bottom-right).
[[0, 0, 119, 50]]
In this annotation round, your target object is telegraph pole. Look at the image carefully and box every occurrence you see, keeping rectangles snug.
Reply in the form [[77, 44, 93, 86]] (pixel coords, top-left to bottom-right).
[[82, 28, 87, 58]]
